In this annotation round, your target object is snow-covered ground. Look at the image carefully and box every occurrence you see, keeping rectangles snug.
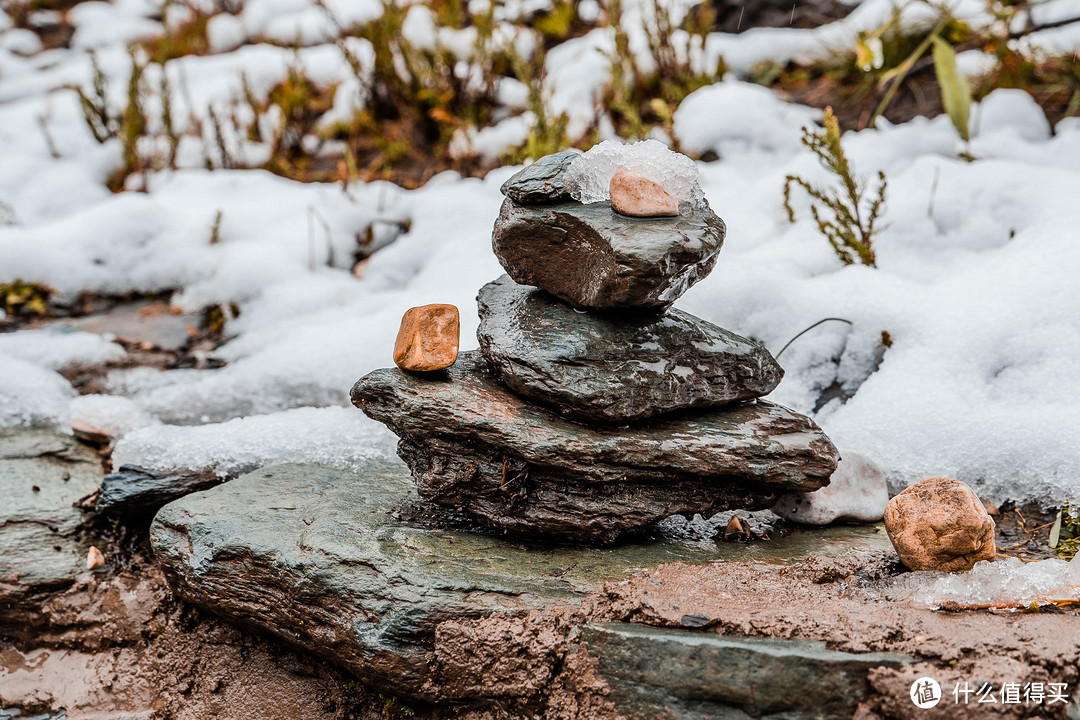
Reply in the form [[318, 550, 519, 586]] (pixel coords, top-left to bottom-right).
[[2, 0, 1079, 505]]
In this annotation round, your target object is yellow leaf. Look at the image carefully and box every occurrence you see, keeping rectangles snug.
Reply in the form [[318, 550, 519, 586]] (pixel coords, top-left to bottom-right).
[[932, 36, 972, 143]]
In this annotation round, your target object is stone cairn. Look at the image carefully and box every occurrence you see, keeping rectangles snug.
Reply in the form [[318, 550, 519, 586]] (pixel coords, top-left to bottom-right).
[[353, 147, 840, 544]]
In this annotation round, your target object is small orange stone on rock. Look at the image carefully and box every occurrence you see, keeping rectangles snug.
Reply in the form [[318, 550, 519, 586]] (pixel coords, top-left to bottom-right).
[[883, 476, 996, 572], [86, 546, 105, 570], [609, 169, 680, 217], [394, 304, 460, 372]]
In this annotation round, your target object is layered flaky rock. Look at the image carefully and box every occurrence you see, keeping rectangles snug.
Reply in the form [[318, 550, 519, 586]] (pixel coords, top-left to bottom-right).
[[491, 198, 725, 309], [499, 150, 579, 204], [0, 429, 102, 640], [476, 275, 782, 424], [149, 460, 746, 702], [352, 352, 837, 544]]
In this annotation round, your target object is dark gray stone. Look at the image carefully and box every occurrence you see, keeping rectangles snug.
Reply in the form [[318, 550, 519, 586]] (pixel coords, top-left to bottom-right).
[[476, 275, 783, 424], [582, 622, 915, 719], [499, 150, 579, 204], [351, 352, 837, 544], [0, 430, 100, 637], [96, 464, 221, 516], [491, 197, 725, 309], [149, 461, 736, 703]]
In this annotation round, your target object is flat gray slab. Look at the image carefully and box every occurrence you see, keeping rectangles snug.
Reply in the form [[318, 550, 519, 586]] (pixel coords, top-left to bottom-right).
[[582, 622, 915, 719], [0, 430, 100, 636], [48, 300, 198, 351], [150, 460, 883, 703]]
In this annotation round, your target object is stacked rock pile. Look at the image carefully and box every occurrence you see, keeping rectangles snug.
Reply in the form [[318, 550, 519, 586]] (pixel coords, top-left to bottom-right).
[[353, 144, 840, 544]]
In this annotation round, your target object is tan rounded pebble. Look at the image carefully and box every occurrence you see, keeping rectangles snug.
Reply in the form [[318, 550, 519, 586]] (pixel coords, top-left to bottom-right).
[[393, 304, 460, 372], [86, 546, 105, 570], [883, 476, 996, 572], [609, 169, 680, 217]]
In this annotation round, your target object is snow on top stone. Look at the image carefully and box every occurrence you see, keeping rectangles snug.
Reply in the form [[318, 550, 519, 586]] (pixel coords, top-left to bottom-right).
[[917, 556, 1080, 607], [564, 139, 703, 205]]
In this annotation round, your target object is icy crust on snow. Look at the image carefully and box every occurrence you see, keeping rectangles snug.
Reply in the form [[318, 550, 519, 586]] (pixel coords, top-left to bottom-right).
[[0, 330, 125, 369], [0, 354, 74, 428], [111, 406, 398, 478], [917, 557, 1080, 607], [69, 394, 160, 438], [564, 139, 704, 204]]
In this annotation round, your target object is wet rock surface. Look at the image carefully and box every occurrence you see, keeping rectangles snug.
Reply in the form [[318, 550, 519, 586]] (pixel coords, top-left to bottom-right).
[[48, 300, 199, 351], [150, 460, 740, 702], [491, 197, 725, 309], [499, 150, 579, 204], [582, 622, 914, 719], [0, 429, 100, 638], [96, 464, 221, 516], [476, 275, 783, 424], [352, 352, 837, 543]]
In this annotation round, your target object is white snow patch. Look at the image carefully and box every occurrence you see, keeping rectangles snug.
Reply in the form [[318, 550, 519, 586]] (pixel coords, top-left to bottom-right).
[[0, 329, 125, 370], [112, 406, 397, 477], [674, 80, 821, 156], [0, 354, 74, 428], [70, 394, 160, 437]]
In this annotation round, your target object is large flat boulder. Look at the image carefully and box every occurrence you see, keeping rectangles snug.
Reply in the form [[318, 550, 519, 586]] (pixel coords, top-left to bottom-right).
[[476, 275, 783, 424], [490, 197, 725, 309], [0, 429, 101, 637], [149, 460, 742, 703], [351, 352, 837, 544]]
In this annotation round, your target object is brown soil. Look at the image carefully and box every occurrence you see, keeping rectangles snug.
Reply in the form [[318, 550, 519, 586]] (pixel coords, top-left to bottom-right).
[[1, 528, 404, 720], [5, 516, 1077, 720]]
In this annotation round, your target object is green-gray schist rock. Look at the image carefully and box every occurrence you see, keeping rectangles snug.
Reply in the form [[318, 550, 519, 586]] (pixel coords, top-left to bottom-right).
[[0, 429, 101, 639], [352, 352, 836, 544], [498, 150, 580, 204], [491, 197, 725, 309], [476, 275, 783, 424], [582, 622, 915, 719]]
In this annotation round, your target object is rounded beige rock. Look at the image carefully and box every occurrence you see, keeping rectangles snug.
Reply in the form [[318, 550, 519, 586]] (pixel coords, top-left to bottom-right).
[[883, 476, 996, 572], [609, 169, 679, 217]]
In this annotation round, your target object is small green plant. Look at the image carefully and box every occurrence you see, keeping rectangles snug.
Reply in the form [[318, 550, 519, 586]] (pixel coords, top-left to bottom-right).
[[143, 2, 213, 63], [72, 47, 160, 191], [1049, 503, 1079, 560], [1, 279, 54, 318], [379, 695, 415, 719], [601, 0, 724, 146], [73, 51, 113, 143], [784, 107, 887, 267], [503, 37, 573, 163]]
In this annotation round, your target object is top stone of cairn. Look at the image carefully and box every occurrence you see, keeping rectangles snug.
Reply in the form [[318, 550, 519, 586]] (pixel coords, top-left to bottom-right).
[[495, 141, 724, 309]]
